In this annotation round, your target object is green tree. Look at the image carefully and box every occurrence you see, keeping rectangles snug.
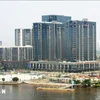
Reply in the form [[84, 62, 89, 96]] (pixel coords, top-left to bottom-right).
[[74, 80, 81, 84], [2, 78, 5, 83], [12, 77, 19, 82]]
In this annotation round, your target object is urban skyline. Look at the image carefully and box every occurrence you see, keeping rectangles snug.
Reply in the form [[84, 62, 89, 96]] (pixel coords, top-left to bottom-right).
[[0, 2, 100, 100], [26, 14, 96, 62], [0, 14, 96, 62], [0, 1, 100, 46]]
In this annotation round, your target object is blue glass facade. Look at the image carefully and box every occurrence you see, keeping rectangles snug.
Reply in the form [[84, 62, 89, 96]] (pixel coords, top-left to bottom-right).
[[42, 15, 71, 61], [32, 15, 96, 62], [32, 22, 64, 61], [66, 20, 96, 61]]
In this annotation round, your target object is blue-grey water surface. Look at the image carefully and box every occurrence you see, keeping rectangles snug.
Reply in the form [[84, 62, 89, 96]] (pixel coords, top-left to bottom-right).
[[0, 84, 100, 100]]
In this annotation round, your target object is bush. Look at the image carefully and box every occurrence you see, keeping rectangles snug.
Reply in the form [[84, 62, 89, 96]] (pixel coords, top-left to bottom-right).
[[82, 79, 91, 87], [94, 84, 100, 88], [12, 77, 19, 82], [2, 78, 5, 82], [96, 81, 100, 84], [93, 81, 100, 88], [74, 80, 81, 84]]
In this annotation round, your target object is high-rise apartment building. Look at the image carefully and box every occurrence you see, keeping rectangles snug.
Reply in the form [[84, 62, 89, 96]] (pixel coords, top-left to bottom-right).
[[42, 15, 71, 61], [65, 19, 96, 61], [32, 21, 64, 61], [15, 29, 32, 46], [42, 15, 71, 23], [33, 15, 96, 62]]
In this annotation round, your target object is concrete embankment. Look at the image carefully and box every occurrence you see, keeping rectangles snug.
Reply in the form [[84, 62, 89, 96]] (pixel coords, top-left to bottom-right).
[[24, 81, 72, 88]]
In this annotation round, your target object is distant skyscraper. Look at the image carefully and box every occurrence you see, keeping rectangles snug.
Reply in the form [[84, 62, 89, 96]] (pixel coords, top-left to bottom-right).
[[32, 21, 64, 61], [65, 19, 96, 61], [42, 15, 71, 23], [15, 29, 32, 46], [0, 41, 2, 46]]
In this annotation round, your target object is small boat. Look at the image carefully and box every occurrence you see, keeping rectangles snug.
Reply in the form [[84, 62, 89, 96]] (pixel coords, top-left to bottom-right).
[[36, 87, 75, 92]]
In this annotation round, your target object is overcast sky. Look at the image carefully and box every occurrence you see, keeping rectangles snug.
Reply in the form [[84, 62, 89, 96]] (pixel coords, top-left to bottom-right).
[[0, 1, 100, 46]]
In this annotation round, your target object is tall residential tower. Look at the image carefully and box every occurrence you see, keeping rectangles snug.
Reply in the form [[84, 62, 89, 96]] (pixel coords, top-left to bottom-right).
[[32, 21, 64, 61], [65, 19, 96, 61], [15, 29, 32, 46], [33, 15, 96, 62]]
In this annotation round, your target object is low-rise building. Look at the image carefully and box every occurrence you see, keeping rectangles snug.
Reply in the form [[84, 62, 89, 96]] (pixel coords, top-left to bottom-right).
[[0, 45, 33, 69], [0, 45, 33, 61], [29, 61, 100, 72]]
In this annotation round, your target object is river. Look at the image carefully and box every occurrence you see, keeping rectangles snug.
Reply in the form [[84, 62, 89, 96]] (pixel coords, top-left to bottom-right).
[[0, 84, 100, 100]]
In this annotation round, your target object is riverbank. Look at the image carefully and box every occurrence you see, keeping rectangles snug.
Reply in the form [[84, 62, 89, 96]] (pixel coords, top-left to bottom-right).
[[0, 81, 22, 85], [1, 71, 100, 88], [24, 80, 72, 88], [0, 83, 99, 100]]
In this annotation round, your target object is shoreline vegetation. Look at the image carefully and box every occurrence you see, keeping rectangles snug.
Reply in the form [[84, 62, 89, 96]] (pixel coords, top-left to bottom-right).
[[1, 78, 100, 88], [23, 79, 100, 88], [1, 71, 100, 89]]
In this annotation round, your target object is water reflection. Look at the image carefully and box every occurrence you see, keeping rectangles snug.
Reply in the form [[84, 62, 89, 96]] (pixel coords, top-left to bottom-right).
[[0, 84, 100, 100], [70, 92, 75, 100]]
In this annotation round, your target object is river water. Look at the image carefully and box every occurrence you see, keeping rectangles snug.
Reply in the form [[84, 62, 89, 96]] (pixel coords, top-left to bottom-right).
[[0, 84, 100, 100]]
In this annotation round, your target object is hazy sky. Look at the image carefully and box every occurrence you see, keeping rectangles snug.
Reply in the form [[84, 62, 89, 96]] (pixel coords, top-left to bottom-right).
[[0, 1, 100, 46]]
